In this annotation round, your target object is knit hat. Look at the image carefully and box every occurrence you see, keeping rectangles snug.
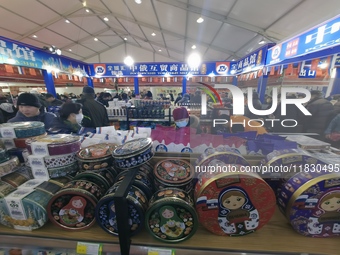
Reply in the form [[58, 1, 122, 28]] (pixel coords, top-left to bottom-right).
[[82, 86, 95, 94], [173, 107, 189, 121], [17, 93, 41, 108]]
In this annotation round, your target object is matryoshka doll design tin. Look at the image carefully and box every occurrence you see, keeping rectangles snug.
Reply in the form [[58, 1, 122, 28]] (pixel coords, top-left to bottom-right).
[[145, 188, 198, 243], [95, 184, 148, 236], [195, 165, 276, 236], [112, 138, 154, 169], [153, 159, 194, 193], [47, 180, 105, 230], [277, 171, 340, 237]]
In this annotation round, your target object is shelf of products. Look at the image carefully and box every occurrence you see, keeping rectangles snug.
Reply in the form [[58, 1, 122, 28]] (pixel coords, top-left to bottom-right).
[[0, 208, 337, 255]]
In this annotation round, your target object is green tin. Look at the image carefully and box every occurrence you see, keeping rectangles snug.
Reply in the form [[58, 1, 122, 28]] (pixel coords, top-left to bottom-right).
[[145, 188, 198, 243]]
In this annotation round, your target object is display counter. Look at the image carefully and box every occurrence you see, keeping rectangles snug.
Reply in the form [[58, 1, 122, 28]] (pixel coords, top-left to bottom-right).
[[0, 207, 337, 255]]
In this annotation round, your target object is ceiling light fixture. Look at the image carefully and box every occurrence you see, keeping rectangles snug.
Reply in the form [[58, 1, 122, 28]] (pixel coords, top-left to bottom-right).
[[191, 45, 196, 49], [124, 37, 128, 41], [135, 0, 142, 4], [124, 56, 134, 66], [82, 1, 87, 7], [32, 35, 37, 38], [258, 39, 266, 44], [151, 32, 156, 36], [197, 17, 204, 23], [103, 17, 109, 22], [158, 49, 162, 52], [85, 9, 90, 12], [187, 52, 201, 69], [68, 49, 72, 52], [43, 45, 62, 55], [65, 20, 70, 23], [94, 37, 98, 41]]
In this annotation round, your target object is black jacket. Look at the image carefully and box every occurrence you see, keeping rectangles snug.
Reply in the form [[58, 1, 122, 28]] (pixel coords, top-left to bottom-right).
[[302, 97, 335, 135], [48, 118, 81, 134], [77, 94, 109, 128]]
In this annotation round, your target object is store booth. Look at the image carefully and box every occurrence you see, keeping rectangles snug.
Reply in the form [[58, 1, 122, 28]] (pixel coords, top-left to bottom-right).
[[0, 14, 339, 255]]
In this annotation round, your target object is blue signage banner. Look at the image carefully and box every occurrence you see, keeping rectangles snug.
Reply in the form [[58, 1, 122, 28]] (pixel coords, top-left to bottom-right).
[[0, 36, 89, 76], [266, 14, 340, 65], [298, 68, 317, 78], [230, 43, 275, 75], [90, 61, 234, 77]]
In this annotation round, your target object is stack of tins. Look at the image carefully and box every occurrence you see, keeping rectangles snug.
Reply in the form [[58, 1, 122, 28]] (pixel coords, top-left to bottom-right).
[[194, 147, 276, 236], [264, 149, 340, 237], [0, 178, 70, 230], [74, 143, 119, 190], [143, 157, 198, 242], [25, 134, 81, 179], [95, 138, 154, 236], [0, 122, 46, 164]]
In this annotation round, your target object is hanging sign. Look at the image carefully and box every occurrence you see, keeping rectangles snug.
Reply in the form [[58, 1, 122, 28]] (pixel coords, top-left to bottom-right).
[[298, 68, 316, 78], [266, 14, 340, 65]]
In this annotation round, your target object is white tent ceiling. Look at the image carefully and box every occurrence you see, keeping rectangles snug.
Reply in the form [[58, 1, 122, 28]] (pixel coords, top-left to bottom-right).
[[1, 0, 340, 64]]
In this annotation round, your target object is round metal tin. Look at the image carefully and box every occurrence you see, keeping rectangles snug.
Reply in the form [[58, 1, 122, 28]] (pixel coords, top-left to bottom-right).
[[195, 147, 250, 172], [74, 169, 115, 192], [0, 121, 45, 138], [112, 138, 154, 169], [0, 188, 52, 230], [194, 165, 276, 236], [0, 148, 10, 164], [44, 153, 77, 168], [1, 171, 30, 188], [277, 171, 340, 237], [47, 180, 105, 230], [153, 159, 194, 193], [95, 185, 148, 236], [47, 161, 79, 179], [115, 170, 153, 200], [0, 180, 16, 198], [77, 143, 117, 160], [49, 175, 74, 187], [26, 134, 81, 156], [145, 188, 198, 243], [0, 156, 20, 177], [13, 133, 47, 148], [77, 155, 113, 171]]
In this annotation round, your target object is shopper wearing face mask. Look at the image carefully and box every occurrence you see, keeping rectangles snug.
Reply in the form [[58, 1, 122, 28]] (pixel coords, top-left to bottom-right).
[[172, 107, 201, 132], [48, 102, 83, 134]]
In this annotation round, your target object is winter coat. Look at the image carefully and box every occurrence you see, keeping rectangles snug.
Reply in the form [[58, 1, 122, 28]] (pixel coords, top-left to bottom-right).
[[77, 94, 109, 128], [324, 114, 340, 134], [8, 111, 57, 130], [48, 117, 81, 134], [272, 103, 305, 133], [302, 97, 335, 135]]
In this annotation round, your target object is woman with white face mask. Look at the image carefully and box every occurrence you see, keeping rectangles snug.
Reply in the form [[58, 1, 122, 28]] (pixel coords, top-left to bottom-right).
[[48, 102, 83, 134]]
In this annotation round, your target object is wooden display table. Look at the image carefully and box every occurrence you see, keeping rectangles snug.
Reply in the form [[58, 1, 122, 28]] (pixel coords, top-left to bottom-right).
[[0, 209, 338, 255]]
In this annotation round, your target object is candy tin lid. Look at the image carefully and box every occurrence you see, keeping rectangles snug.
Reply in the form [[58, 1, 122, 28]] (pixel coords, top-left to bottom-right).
[[47, 180, 104, 230], [154, 159, 194, 185], [277, 171, 340, 237], [194, 168, 276, 236], [0, 122, 45, 138], [26, 134, 80, 145], [196, 146, 250, 167], [0, 180, 16, 198], [145, 188, 198, 243], [73, 171, 112, 191], [96, 185, 148, 236], [112, 138, 152, 159], [77, 143, 117, 160]]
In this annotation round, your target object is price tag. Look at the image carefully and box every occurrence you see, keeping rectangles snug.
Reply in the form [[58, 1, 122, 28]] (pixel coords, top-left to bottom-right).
[[76, 242, 102, 255], [147, 248, 175, 255]]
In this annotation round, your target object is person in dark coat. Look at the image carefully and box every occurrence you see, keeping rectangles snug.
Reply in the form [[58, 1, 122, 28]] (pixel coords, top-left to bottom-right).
[[174, 93, 183, 105], [77, 86, 109, 128], [332, 94, 340, 114], [302, 90, 335, 139], [48, 102, 83, 134], [8, 93, 56, 130], [45, 93, 64, 106]]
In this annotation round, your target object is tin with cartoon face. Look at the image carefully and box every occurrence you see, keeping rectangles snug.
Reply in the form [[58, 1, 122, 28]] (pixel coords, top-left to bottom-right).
[[47, 180, 105, 230], [277, 170, 340, 237], [153, 159, 194, 193], [194, 164, 276, 236], [145, 188, 198, 243], [76, 143, 117, 171], [95, 184, 148, 236], [112, 138, 154, 169]]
